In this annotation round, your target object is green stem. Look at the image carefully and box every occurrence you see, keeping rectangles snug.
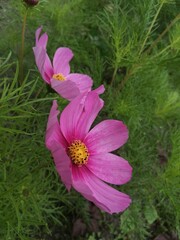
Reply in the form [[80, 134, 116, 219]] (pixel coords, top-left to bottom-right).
[[145, 13, 180, 55], [110, 65, 118, 85], [119, 4, 179, 91], [139, 0, 164, 56], [19, 9, 28, 84], [155, 36, 180, 57], [119, 64, 138, 91]]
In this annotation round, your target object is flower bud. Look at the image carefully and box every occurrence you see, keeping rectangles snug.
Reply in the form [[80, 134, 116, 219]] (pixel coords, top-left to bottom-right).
[[23, 0, 39, 7]]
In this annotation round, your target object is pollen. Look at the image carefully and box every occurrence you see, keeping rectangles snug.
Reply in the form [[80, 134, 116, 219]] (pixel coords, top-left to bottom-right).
[[53, 73, 66, 81], [68, 140, 89, 166]]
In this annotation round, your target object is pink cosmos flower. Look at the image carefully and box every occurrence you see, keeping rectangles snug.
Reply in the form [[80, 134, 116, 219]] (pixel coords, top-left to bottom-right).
[[45, 87, 132, 214], [33, 27, 93, 101]]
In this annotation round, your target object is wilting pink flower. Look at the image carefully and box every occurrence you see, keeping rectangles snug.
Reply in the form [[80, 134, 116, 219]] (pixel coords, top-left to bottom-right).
[[33, 27, 93, 101], [45, 86, 132, 214]]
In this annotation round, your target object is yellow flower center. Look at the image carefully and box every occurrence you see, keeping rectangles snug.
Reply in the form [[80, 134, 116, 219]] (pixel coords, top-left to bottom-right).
[[53, 73, 66, 81], [68, 140, 89, 166]]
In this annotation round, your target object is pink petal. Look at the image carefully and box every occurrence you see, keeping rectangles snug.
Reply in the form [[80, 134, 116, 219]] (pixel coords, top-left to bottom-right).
[[66, 73, 93, 94], [76, 92, 104, 140], [45, 100, 68, 149], [60, 92, 87, 143], [33, 47, 53, 84], [50, 140, 72, 191], [33, 47, 45, 73], [93, 85, 105, 95], [53, 47, 73, 76], [50, 78, 80, 101], [34, 27, 53, 83], [84, 120, 128, 154], [87, 153, 132, 185], [45, 100, 72, 190], [33, 47, 48, 83], [60, 91, 104, 143], [35, 26, 48, 48], [44, 53, 54, 80], [35, 27, 42, 44], [72, 166, 131, 214]]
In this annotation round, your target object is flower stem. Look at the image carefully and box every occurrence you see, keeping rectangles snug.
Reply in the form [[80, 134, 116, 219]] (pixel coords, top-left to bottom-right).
[[145, 12, 180, 55], [138, 0, 165, 56], [119, 64, 137, 91], [119, 12, 180, 91], [110, 66, 118, 85], [19, 9, 28, 84]]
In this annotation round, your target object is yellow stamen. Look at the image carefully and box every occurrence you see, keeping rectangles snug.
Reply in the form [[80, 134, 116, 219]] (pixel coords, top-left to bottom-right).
[[68, 140, 89, 166], [53, 73, 66, 81]]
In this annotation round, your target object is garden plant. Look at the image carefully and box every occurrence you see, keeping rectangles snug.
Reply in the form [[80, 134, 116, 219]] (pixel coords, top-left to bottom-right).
[[0, 0, 179, 239]]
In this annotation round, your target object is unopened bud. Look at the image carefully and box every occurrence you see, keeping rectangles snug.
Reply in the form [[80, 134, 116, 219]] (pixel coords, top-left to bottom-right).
[[23, 0, 39, 7]]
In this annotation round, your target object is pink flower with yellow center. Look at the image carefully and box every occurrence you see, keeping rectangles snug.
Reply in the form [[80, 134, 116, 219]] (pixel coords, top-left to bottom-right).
[[33, 27, 93, 101], [46, 87, 132, 214]]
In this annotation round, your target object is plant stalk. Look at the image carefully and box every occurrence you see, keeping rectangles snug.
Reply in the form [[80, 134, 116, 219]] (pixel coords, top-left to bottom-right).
[[110, 65, 118, 85], [120, 12, 180, 91], [19, 9, 28, 84], [138, 0, 164, 56], [145, 13, 180, 55]]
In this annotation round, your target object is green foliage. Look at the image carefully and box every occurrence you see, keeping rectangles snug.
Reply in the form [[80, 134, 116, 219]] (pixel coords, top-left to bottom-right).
[[0, 56, 79, 239], [161, 130, 180, 235], [0, 0, 179, 239]]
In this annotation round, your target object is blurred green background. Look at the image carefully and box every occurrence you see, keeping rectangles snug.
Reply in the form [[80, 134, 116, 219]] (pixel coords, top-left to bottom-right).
[[0, 0, 179, 239]]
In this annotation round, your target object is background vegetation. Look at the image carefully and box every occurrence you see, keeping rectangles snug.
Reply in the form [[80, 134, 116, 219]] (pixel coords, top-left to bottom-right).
[[0, 0, 179, 239]]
